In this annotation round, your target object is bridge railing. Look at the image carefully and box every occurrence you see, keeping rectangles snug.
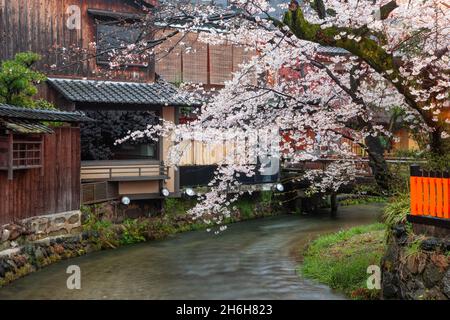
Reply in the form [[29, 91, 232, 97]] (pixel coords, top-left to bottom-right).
[[409, 165, 450, 220]]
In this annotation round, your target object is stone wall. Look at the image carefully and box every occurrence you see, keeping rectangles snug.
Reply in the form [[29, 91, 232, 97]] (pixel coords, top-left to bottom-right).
[[381, 224, 450, 300], [0, 234, 99, 287], [0, 210, 82, 252]]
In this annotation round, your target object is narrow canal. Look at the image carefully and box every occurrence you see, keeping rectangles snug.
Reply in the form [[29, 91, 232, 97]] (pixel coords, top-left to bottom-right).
[[0, 204, 383, 300]]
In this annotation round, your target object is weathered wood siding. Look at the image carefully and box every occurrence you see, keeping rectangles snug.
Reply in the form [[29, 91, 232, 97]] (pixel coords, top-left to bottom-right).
[[0, 0, 154, 81], [0, 127, 80, 225]]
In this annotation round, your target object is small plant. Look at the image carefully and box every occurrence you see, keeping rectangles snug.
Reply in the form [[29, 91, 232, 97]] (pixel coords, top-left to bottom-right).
[[82, 207, 119, 249], [233, 197, 254, 218], [382, 192, 413, 243], [260, 191, 273, 206], [120, 219, 148, 245], [382, 193, 410, 228], [405, 238, 423, 258]]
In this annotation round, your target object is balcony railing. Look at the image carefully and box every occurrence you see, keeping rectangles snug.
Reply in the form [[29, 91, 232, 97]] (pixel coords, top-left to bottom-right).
[[80, 161, 169, 182]]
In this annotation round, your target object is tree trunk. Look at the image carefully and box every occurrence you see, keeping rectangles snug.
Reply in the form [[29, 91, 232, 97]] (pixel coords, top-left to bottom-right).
[[429, 128, 445, 156], [330, 193, 338, 218], [365, 135, 392, 192]]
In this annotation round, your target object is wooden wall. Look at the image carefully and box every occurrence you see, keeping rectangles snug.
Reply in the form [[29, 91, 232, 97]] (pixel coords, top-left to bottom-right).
[[0, 127, 81, 225], [179, 137, 259, 166], [0, 0, 154, 82]]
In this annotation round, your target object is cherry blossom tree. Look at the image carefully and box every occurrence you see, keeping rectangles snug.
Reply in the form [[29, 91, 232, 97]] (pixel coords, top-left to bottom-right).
[[112, 0, 449, 227]]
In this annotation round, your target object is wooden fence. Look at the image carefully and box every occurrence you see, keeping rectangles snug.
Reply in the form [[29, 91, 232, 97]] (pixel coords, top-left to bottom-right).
[[410, 165, 450, 219], [0, 127, 80, 225]]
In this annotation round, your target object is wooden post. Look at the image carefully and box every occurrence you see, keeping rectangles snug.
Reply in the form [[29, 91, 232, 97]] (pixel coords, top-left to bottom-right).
[[444, 171, 450, 219], [40, 135, 45, 177], [7, 133, 13, 180], [410, 165, 420, 215]]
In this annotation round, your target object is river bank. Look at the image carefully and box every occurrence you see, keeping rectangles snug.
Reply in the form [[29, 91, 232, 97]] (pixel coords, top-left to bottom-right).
[[0, 194, 280, 288], [298, 223, 386, 299], [0, 204, 382, 299]]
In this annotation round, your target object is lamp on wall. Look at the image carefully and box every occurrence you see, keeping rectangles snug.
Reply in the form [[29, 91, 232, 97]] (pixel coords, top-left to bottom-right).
[[161, 187, 170, 197], [121, 196, 131, 206], [185, 188, 196, 197], [274, 183, 285, 192]]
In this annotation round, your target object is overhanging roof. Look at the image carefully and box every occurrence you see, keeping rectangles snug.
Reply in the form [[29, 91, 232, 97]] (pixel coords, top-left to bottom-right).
[[0, 118, 54, 134], [0, 104, 92, 122], [47, 78, 193, 107]]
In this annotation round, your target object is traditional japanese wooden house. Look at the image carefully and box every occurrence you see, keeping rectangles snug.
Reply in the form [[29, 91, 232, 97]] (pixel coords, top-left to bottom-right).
[[0, 104, 90, 225], [1, 0, 194, 211]]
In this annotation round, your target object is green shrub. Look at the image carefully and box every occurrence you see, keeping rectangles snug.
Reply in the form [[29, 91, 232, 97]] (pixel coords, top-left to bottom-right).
[[82, 207, 119, 249], [260, 191, 273, 206], [120, 219, 148, 245], [163, 198, 196, 216], [234, 197, 254, 218], [421, 152, 450, 171]]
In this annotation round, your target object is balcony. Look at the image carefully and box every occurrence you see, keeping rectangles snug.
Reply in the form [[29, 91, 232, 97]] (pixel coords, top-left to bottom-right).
[[81, 160, 169, 182]]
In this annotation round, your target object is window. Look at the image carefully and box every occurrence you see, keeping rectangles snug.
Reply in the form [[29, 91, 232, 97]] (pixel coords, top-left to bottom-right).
[[111, 142, 157, 160], [80, 110, 160, 161], [96, 23, 150, 67], [0, 134, 43, 180], [0, 135, 43, 169]]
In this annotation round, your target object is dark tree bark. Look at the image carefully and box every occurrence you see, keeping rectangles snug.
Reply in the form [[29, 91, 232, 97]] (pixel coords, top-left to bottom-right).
[[364, 135, 391, 191], [330, 192, 338, 217]]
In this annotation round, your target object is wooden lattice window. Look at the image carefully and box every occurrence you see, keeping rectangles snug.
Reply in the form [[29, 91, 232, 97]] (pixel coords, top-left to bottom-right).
[[0, 134, 43, 180], [12, 140, 43, 168]]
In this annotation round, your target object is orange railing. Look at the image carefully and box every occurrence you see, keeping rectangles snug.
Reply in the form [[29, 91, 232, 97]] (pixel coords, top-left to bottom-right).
[[410, 165, 450, 219]]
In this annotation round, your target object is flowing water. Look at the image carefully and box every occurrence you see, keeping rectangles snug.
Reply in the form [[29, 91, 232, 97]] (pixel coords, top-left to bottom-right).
[[0, 204, 383, 300]]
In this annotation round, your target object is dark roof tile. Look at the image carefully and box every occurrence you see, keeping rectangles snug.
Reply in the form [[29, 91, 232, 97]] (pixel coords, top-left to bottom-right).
[[0, 104, 92, 122], [48, 78, 192, 106]]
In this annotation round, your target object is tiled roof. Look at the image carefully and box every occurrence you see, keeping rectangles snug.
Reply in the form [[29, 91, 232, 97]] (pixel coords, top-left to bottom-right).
[[0, 118, 54, 134], [48, 78, 192, 106], [0, 104, 92, 122]]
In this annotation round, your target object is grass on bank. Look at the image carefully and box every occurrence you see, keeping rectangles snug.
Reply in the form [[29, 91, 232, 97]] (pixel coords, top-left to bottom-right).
[[299, 223, 386, 300]]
